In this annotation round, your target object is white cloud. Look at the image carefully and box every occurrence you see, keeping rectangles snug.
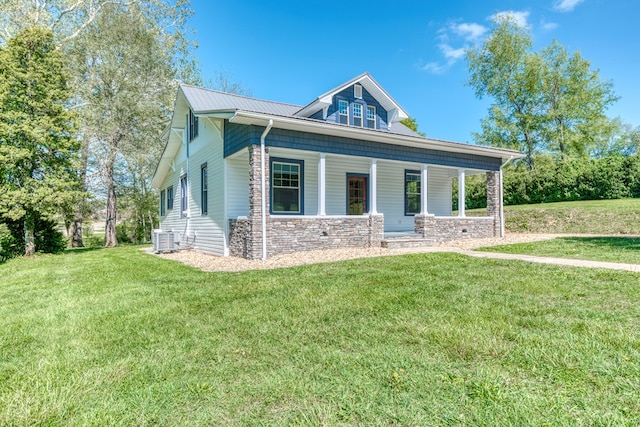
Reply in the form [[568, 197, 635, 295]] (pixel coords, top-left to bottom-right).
[[451, 22, 488, 42], [439, 43, 466, 60], [553, 0, 584, 12], [491, 10, 531, 28], [422, 62, 448, 74], [540, 18, 558, 30], [422, 20, 486, 74]]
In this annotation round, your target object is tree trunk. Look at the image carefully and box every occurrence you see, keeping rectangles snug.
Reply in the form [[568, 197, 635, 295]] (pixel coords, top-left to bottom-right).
[[71, 218, 84, 247], [24, 215, 36, 256], [70, 137, 91, 248], [104, 142, 118, 247]]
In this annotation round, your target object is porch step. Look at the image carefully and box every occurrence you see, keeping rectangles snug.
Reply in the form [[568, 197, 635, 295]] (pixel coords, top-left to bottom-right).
[[381, 235, 436, 249]]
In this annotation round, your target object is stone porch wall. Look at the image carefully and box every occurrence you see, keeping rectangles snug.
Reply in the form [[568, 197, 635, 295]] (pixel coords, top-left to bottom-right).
[[229, 215, 384, 259], [414, 215, 496, 242]]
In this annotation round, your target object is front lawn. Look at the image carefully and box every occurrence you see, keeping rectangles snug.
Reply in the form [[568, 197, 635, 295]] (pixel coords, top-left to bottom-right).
[[479, 236, 640, 265], [1, 247, 639, 425]]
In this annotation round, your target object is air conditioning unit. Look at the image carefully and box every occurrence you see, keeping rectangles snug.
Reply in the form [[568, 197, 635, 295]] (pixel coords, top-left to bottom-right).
[[153, 230, 176, 253]]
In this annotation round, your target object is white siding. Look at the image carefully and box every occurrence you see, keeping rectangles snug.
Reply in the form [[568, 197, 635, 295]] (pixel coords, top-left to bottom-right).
[[377, 160, 416, 231], [226, 151, 250, 217], [427, 167, 453, 216], [158, 118, 226, 255], [325, 155, 370, 215]]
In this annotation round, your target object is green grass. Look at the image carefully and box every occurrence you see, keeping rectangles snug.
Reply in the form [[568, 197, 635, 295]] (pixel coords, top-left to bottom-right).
[[1, 247, 640, 425], [466, 198, 640, 234], [478, 236, 640, 264]]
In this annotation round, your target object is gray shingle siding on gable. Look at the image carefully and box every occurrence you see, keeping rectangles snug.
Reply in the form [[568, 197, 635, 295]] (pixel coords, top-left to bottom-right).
[[224, 122, 502, 171], [325, 86, 389, 129]]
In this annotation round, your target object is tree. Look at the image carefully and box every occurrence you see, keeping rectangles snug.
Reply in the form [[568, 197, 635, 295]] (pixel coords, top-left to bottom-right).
[[70, 4, 181, 247], [1, 0, 199, 248], [466, 17, 617, 167], [400, 117, 426, 137], [0, 28, 80, 255]]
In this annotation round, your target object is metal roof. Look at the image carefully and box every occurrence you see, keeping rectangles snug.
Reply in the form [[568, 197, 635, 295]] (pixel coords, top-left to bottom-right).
[[180, 85, 301, 116]]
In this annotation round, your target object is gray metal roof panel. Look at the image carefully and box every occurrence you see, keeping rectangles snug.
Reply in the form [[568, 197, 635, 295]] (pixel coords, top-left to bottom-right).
[[180, 84, 301, 116]]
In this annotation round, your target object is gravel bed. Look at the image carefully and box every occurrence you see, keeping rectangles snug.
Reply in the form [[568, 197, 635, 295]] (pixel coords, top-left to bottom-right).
[[151, 233, 563, 272]]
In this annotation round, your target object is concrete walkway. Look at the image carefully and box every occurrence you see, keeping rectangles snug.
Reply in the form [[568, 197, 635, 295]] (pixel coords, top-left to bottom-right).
[[459, 249, 640, 273]]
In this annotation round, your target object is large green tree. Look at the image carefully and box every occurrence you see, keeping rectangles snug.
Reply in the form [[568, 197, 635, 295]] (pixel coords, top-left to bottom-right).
[[0, 27, 80, 255], [1, 0, 198, 248], [466, 17, 617, 167]]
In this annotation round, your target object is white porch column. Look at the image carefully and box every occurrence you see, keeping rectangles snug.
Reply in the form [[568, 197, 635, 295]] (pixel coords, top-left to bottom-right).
[[458, 168, 466, 217], [318, 153, 326, 216], [370, 159, 378, 214], [420, 164, 429, 215]]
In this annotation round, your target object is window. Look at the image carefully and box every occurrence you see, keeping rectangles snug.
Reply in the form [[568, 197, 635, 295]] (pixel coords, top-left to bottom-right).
[[188, 109, 199, 141], [352, 103, 363, 127], [160, 190, 166, 216], [354, 84, 363, 99], [405, 170, 421, 215], [338, 100, 348, 124], [180, 175, 188, 217], [271, 158, 303, 214], [167, 186, 174, 210], [366, 105, 376, 129], [201, 163, 208, 215]]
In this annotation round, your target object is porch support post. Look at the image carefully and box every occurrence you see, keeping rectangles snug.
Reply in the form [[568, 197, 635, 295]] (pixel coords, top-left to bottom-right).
[[458, 168, 466, 217], [420, 164, 429, 215], [369, 159, 378, 215], [318, 153, 326, 216]]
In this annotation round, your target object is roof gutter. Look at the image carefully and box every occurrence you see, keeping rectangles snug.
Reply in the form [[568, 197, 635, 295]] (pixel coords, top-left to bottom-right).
[[260, 119, 273, 260]]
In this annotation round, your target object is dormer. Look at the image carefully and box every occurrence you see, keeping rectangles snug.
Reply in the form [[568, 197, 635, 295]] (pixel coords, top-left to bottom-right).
[[294, 73, 410, 131]]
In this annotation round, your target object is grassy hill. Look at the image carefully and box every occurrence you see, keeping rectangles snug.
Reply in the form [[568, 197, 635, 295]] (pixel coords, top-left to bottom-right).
[[467, 198, 640, 234]]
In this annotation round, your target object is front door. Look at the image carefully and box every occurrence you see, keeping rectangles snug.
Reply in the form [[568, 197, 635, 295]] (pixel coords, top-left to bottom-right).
[[347, 175, 367, 215]]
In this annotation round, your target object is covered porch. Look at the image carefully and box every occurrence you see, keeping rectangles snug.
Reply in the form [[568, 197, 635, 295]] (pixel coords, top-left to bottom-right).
[[226, 145, 504, 259]]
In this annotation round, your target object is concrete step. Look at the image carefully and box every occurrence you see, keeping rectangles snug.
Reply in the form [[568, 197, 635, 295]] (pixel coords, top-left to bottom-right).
[[381, 236, 436, 249]]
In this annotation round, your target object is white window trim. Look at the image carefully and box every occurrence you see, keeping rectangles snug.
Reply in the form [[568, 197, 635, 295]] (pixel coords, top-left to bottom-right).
[[367, 105, 376, 129], [272, 161, 302, 214], [354, 84, 363, 99], [352, 102, 363, 127], [338, 99, 349, 124]]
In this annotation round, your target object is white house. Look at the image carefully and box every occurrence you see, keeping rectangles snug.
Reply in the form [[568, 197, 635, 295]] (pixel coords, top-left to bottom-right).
[[150, 73, 524, 259]]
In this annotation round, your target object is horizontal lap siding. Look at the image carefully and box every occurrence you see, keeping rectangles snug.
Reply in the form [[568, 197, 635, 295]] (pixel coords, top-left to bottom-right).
[[325, 156, 370, 215], [158, 163, 187, 233], [226, 152, 250, 217], [428, 167, 453, 216], [187, 118, 225, 256], [378, 161, 416, 231]]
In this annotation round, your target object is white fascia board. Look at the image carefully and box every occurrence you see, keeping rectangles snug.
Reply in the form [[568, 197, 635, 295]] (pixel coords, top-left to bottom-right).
[[229, 111, 524, 160]]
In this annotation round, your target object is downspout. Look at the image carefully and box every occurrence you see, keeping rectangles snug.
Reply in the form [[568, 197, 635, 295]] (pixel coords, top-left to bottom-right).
[[499, 155, 514, 237], [260, 119, 274, 260]]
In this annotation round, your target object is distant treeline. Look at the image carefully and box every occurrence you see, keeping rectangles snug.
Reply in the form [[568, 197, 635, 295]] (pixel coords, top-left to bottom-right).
[[456, 154, 640, 210]]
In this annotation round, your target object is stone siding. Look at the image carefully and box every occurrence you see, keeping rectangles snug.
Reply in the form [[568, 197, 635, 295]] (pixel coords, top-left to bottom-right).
[[229, 215, 384, 258], [415, 214, 496, 242]]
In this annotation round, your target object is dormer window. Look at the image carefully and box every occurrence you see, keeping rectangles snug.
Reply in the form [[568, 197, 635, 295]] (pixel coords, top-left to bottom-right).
[[353, 103, 363, 127], [338, 100, 348, 124], [354, 84, 363, 99], [366, 105, 376, 129]]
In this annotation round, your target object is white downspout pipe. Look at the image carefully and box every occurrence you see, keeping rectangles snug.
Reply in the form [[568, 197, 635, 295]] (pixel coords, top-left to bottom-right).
[[260, 120, 274, 260], [499, 155, 514, 237]]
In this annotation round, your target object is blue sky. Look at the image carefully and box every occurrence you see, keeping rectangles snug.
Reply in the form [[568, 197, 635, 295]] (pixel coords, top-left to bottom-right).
[[189, 0, 638, 143]]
